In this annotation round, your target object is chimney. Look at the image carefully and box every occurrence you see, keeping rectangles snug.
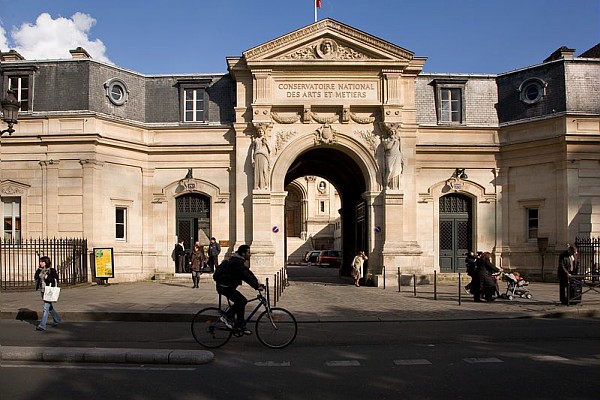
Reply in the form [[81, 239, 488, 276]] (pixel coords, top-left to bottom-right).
[[0, 50, 25, 61], [70, 47, 91, 59], [543, 46, 576, 63]]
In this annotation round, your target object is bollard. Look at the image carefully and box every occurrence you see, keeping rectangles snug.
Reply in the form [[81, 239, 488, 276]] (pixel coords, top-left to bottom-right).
[[383, 265, 386, 289], [434, 270, 437, 300], [398, 268, 401, 292], [413, 274, 417, 296], [458, 272, 461, 306], [274, 274, 278, 306], [266, 277, 271, 307]]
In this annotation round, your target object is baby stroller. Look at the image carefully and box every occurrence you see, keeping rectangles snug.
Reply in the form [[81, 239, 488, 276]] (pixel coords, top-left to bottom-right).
[[502, 272, 532, 300]]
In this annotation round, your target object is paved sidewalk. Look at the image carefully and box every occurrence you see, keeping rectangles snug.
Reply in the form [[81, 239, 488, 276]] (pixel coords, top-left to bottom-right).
[[2, 274, 599, 323], [1, 271, 598, 365]]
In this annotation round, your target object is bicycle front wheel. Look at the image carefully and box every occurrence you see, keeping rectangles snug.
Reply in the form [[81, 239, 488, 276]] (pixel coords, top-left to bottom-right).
[[255, 307, 297, 349], [191, 307, 232, 349]]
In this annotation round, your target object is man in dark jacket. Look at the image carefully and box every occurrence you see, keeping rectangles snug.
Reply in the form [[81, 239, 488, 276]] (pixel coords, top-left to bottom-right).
[[557, 246, 575, 305], [215, 245, 264, 334], [173, 238, 186, 272], [207, 237, 221, 272]]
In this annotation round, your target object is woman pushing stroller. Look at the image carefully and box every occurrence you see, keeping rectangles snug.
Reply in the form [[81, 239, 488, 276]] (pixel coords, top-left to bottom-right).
[[471, 252, 501, 302]]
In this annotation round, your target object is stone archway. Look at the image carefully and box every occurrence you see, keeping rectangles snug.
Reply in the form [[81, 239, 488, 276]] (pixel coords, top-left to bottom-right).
[[264, 131, 380, 275]]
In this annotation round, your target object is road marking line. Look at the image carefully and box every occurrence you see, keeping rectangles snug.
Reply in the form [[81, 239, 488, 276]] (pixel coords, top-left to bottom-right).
[[531, 355, 569, 361], [254, 361, 291, 367], [326, 360, 360, 367], [394, 359, 432, 365], [463, 357, 503, 363], [1, 364, 195, 371]]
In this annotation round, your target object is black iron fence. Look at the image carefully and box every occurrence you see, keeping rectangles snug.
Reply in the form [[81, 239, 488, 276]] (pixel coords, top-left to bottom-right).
[[0, 238, 88, 290], [575, 237, 600, 280]]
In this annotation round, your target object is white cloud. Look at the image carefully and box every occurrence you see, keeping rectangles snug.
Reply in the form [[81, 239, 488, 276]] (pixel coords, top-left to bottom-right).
[[6, 12, 111, 63], [0, 25, 9, 51]]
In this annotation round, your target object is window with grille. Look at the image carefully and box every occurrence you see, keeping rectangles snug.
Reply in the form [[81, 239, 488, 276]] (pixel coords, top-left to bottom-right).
[[440, 88, 461, 123], [7, 76, 30, 112], [116, 207, 127, 241], [183, 88, 207, 122], [433, 79, 466, 125], [527, 208, 538, 240], [2, 197, 21, 241]]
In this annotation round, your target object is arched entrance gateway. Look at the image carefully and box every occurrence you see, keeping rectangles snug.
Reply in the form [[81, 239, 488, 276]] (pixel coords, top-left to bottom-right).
[[227, 19, 430, 282]]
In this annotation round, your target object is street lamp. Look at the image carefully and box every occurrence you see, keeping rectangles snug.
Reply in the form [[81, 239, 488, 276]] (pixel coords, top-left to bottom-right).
[[1, 90, 20, 136]]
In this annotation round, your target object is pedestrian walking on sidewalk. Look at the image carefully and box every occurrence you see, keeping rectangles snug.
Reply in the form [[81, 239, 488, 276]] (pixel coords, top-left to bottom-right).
[[207, 237, 221, 272], [351, 250, 368, 287], [189, 244, 206, 288], [34, 256, 61, 331], [557, 246, 576, 305]]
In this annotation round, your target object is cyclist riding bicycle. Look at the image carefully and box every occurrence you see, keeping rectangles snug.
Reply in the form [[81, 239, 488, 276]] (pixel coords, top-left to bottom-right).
[[214, 244, 265, 335]]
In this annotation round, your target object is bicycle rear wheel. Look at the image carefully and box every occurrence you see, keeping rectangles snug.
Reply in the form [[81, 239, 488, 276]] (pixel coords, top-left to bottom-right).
[[255, 307, 297, 349], [191, 307, 232, 349]]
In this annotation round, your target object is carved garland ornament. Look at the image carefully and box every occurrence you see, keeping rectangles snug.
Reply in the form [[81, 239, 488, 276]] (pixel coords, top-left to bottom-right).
[[310, 112, 339, 124], [348, 112, 375, 124], [271, 112, 301, 124]]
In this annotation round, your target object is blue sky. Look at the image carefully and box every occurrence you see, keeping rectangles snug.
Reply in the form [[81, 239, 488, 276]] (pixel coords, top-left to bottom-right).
[[0, 0, 598, 75]]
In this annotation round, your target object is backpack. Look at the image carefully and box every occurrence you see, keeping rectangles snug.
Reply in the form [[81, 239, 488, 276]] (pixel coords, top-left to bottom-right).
[[171, 248, 177, 262], [212, 259, 230, 282]]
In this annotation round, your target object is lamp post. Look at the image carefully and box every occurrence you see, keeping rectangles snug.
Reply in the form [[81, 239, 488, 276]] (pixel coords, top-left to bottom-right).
[[1, 90, 20, 136]]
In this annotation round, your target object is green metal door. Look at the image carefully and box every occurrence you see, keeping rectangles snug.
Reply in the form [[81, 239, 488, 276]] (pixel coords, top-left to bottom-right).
[[439, 194, 472, 272]]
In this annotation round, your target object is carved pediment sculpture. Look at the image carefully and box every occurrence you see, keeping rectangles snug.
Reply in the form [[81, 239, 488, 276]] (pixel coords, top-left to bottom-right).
[[243, 19, 416, 64], [282, 38, 371, 60]]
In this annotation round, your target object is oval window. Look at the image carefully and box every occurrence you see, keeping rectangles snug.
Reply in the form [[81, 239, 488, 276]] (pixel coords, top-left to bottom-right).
[[519, 78, 546, 105], [104, 78, 129, 106]]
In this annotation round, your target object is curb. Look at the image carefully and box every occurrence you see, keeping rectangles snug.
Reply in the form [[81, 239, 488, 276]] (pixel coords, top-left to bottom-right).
[[0, 345, 214, 365], [2, 308, 599, 324]]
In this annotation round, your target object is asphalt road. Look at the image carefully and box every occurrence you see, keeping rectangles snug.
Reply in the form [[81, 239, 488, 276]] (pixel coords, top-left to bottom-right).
[[1, 318, 598, 400]]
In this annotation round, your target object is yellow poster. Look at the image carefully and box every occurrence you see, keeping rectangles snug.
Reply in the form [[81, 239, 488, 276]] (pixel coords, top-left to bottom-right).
[[94, 248, 114, 278]]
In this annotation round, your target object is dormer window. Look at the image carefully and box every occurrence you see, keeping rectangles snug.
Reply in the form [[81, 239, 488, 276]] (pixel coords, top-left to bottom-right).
[[178, 78, 212, 123], [432, 79, 467, 125]]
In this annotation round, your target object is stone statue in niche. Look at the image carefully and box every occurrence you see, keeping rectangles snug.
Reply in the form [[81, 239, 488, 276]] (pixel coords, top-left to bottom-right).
[[253, 124, 272, 190], [380, 123, 404, 189]]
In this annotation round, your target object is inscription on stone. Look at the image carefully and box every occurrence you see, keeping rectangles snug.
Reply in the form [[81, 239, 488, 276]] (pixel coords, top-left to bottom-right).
[[274, 80, 378, 103]]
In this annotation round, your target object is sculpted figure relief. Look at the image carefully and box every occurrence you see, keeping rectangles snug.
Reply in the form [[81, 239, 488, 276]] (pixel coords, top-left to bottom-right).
[[381, 124, 403, 189], [253, 124, 272, 190], [316, 39, 338, 59]]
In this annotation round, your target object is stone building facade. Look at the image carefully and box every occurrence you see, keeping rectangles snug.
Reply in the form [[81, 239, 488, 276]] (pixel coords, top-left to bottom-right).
[[1, 19, 598, 283]]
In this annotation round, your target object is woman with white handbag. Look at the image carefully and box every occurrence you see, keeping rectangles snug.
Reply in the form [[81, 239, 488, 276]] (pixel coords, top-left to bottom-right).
[[34, 256, 61, 331]]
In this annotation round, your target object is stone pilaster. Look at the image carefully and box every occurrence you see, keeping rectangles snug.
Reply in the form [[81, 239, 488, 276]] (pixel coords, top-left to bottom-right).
[[40, 160, 60, 237], [79, 159, 104, 244]]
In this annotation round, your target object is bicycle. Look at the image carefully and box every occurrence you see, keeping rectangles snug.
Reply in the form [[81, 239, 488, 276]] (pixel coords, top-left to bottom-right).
[[191, 288, 297, 349]]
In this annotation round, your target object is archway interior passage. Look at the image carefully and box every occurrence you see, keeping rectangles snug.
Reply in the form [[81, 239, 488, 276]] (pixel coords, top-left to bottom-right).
[[284, 147, 367, 273]]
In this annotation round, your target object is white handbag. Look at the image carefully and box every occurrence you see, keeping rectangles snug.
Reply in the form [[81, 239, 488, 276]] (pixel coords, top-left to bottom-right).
[[43, 285, 61, 302]]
